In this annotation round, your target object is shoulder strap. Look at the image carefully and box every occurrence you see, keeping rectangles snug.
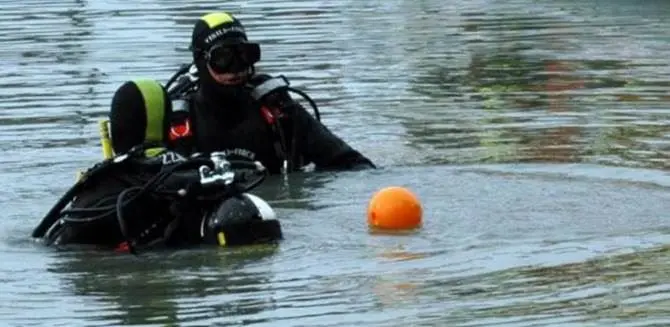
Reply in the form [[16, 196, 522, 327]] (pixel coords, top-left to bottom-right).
[[249, 74, 311, 172], [167, 95, 196, 156]]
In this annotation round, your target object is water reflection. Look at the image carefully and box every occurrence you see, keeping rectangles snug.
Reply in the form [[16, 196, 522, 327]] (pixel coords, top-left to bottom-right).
[[48, 246, 280, 326], [0, 0, 101, 154], [245, 170, 339, 212], [444, 244, 670, 325], [392, 8, 670, 169], [54, 0, 91, 66], [368, 243, 670, 326]]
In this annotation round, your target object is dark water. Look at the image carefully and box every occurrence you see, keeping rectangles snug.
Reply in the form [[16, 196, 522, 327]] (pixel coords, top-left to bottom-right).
[[1, 0, 669, 326]]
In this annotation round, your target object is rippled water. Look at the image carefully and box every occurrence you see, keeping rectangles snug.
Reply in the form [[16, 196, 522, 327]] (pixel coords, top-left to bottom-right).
[[1, 0, 669, 326]]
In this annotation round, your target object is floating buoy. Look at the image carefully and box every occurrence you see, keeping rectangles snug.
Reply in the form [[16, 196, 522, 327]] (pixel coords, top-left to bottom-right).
[[367, 186, 422, 230]]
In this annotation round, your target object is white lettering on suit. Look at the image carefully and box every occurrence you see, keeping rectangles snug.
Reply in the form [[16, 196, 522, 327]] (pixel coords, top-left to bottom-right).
[[204, 26, 246, 44], [220, 148, 256, 161], [160, 152, 186, 165]]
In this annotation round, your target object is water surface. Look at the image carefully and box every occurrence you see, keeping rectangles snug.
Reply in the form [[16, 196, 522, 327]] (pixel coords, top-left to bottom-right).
[[1, 0, 669, 326]]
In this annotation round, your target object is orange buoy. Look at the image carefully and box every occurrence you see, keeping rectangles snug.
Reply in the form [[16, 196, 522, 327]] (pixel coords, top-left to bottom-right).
[[367, 186, 422, 230]]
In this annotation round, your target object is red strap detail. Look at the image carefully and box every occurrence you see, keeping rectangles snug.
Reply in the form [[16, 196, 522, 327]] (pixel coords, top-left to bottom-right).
[[115, 241, 130, 253], [169, 119, 192, 141], [260, 106, 275, 125]]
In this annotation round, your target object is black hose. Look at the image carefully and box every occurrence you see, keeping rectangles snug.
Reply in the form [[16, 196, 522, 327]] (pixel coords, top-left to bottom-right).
[[286, 87, 321, 122], [286, 87, 320, 172], [285, 103, 299, 172], [37, 158, 215, 243], [165, 64, 192, 91], [166, 64, 199, 100], [114, 158, 267, 255], [59, 194, 122, 223], [40, 156, 268, 252], [31, 183, 85, 238], [116, 186, 142, 254], [31, 160, 119, 238], [61, 158, 214, 217]]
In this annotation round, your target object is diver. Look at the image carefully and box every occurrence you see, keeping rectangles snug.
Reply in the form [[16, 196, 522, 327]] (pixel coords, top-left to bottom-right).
[[165, 11, 376, 175], [31, 79, 282, 253]]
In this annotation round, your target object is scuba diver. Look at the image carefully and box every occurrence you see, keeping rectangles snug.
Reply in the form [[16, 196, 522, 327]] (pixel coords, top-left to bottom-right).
[[165, 11, 376, 175], [31, 79, 282, 253]]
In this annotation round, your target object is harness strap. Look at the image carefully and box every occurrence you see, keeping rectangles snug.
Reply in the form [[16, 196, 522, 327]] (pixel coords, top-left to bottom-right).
[[260, 106, 292, 171], [169, 99, 293, 171]]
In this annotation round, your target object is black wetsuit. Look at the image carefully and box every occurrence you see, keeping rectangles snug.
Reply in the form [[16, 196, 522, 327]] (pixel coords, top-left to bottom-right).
[[169, 73, 376, 175], [38, 150, 207, 249]]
